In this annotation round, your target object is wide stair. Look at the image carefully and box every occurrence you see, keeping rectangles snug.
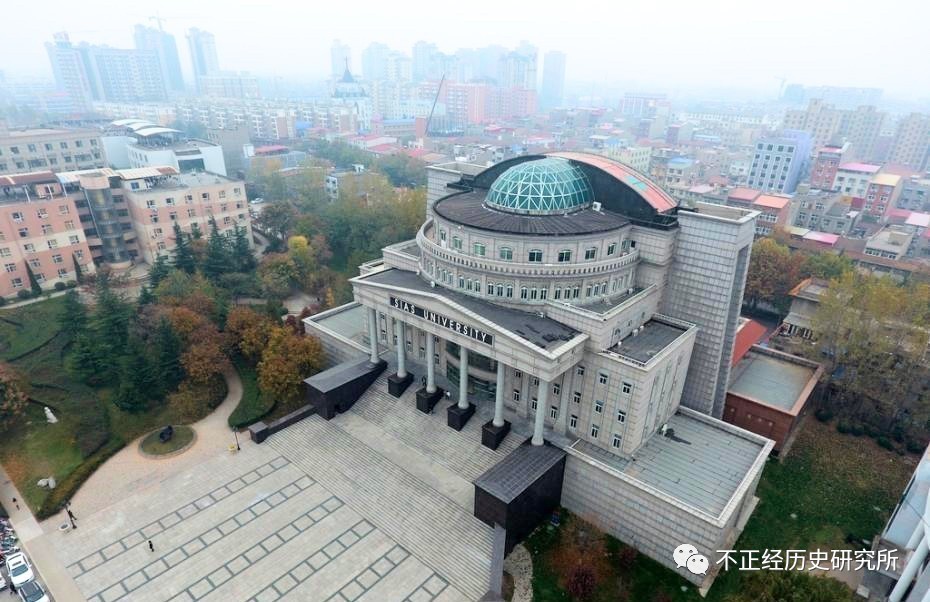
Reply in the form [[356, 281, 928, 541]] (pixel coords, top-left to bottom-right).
[[269, 414, 494, 601]]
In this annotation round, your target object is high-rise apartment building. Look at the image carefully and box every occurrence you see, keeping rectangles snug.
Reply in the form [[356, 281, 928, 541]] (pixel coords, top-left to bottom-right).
[[187, 28, 220, 91], [134, 24, 185, 93], [783, 99, 886, 162], [746, 130, 812, 193], [888, 113, 930, 171], [44, 32, 93, 110], [361, 43, 390, 82], [330, 40, 351, 78], [498, 50, 537, 89], [540, 51, 566, 110], [412, 41, 438, 82]]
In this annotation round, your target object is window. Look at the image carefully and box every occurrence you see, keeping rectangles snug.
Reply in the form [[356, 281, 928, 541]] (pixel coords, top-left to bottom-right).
[[532, 377, 539, 386], [64, 220, 74, 230], [452, 236, 462, 250], [590, 424, 599, 439], [36, 208, 48, 219], [496, 284, 503, 296], [598, 373, 609, 386], [553, 383, 561, 395], [41, 224, 53, 235], [11, 212, 23, 223], [18, 228, 28, 238], [607, 243, 616, 256], [9, 146, 18, 154], [74, 250, 83, 260], [505, 285, 513, 298], [23, 243, 34, 253], [576, 366, 585, 377], [612, 433, 622, 449], [57, 268, 68, 278], [514, 370, 523, 379], [531, 398, 538, 410], [554, 287, 561, 300], [499, 247, 512, 260], [201, 192, 210, 200], [4, 263, 16, 273], [52, 254, 63, 264], [75, 140, 84, 148], [0, 248, 9, 258], [10, 277, 22, 289], [188, 208, 196, 218], [621, 381, 632, 395], [584, 247, 597, 260], [512, 389, 521, 402], [473, 242, 485, 256], [572, 391, 581, 404], [594, 400, 604, 414], [439, 230, 446, 244], [549, 406, 558, 419], [165, 197, 175, 206], [570, 414, 578, 429], [520, 287, 528, 300], [487, 282, 494, 295], [47, 239, 58, 249], [528, 249, 543, 262], [458, 276, 464, 288], [558, 249, 572, 262], [219, 190, 227, 199], [617, 410, 626, 423]]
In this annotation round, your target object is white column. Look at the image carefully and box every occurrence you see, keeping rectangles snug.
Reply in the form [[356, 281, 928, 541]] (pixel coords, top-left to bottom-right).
[[395, 319, 407, 378], [367, 307, 379, 364], [890, 537, 929, 602], [493, 361, 505, 427], [458, 345, 469, 409], [532, 377, 549, 445], [426, 335, 436, 393]]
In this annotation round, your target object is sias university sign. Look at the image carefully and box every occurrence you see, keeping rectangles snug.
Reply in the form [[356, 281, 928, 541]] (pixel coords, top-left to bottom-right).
[[389, 296, 493, 346]]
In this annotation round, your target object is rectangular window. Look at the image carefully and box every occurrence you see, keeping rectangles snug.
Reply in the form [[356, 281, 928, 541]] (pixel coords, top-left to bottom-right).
[[499, 247, 512, 260], [553, 383, 561, 395], [612, 434, 622, 449], [18, 228, 28, 238], [594, 400, 604, 414], [576, 366, 585, 376], [0, 248, 9, 257], [558, 249, 572, 262], [47, 239, 58, 249], [607, 243, 617, 255], [512, 389, 520, 402], [528, 249, 543, 262], [11, 278, 22, 288], [4, 263, 16, 273], [514, 370, 522, 379], [617, 410, 626, 423], [531, 398, 538, 410], [473, 242, 486, 256], [36, 208, 48, 219], [554, 288, 561, 300], [598, 373, 609, 385], [572, 391, 581, 404], [585, 247, 597, 260], [532, 377, 539, 386], [549, 406, 558, 419], [452, 237, 462, 250], [622, 382, 632, 395], [590, 424, 599, 438], [52, 254, 63, 264], [11, 212, 23, 223], [569, 414, 578, 429]]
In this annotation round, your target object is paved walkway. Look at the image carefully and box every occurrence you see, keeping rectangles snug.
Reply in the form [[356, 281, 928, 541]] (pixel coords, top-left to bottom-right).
[[55, 368, 244, 520]]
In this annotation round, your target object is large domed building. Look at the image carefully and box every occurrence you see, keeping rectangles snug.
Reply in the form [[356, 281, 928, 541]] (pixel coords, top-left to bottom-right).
[[303, 152, 772, 588]]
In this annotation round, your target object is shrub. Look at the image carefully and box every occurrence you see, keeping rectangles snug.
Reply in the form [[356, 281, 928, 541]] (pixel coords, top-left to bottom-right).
[[16, 290, 32, 300], [65, 280, 77, 288], [877, 436, 895, 451], [566, 565, 598, 600], [836, 421, 851, 434], [617, 546, 639, 572], [814, 408, 834, 422], [228, 361, 274, 429], [53, 282, 67, 291], [0, 297, 6, 307], [849, 423, 865, 437], [36, 438, 124, 520], [906, 439, 926, 454], [863, 423, 879, 438]]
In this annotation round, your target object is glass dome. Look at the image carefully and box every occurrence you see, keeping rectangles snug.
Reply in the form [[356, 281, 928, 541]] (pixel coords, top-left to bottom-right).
[[486, 158, 594, 215]]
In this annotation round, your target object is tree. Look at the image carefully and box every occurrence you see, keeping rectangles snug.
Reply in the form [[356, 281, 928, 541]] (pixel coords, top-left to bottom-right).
[[744, 238, 804, 313], [0, 364, 28, 432], [113, 335, 160, 413], [232, 224, 257, 272], [67, 333, 103, 383], [257, 202, 297, 244], [137, 285, 155, 306], [148, 254, 171, 288], [59, 289, 87, 341], [172, 222, 196, 274], [25, 262, 42, 296], [258, 253, 299, 300], [803, 251, 854, 280], [225, 306, 275, 362], [183, 338, 229, 386], [152, 318, 184, 392], [72, 253, 84, 284], [204, 217, 232, 280], [258, 327, 326, 406]]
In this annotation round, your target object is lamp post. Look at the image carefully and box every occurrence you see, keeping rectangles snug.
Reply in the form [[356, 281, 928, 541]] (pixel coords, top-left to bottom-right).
[[232, 426, 240, 451]]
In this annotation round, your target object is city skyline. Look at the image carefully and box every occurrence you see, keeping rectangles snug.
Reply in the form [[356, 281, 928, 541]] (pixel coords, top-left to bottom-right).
[[1, 0, 929, 100]]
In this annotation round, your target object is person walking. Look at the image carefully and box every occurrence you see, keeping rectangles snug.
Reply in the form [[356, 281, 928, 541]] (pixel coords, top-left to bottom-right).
[[9, 580, 16, 595], [148, 540, 154, 552]]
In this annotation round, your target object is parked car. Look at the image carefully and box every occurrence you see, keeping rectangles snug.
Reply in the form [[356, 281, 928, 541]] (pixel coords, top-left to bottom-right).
[[6, 552, 34, 587], [17, 581, 49, 602]]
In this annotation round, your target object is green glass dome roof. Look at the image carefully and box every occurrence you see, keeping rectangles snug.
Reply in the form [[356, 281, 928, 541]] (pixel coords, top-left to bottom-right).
[[485, 157, 594, 215]]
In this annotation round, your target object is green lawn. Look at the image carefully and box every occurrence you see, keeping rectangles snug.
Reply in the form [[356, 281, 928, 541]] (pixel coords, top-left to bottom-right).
[[228, 359, 273, 428], [527, 417, 915, 601], [0, 297, 222, 517]]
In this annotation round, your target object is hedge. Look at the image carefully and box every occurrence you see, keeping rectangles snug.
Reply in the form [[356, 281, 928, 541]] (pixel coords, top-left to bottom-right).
[[228, 360, 275, 429], [36, 437, 124, 520]]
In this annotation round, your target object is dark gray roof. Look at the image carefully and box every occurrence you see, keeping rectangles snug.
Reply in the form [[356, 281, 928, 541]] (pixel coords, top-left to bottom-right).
[[360, 268, 580, 350], [728, 350, 817, 411], [304, 356, 376, 393], [611, 319, 688, 364], [474, 442, 566, 503], [433, 189, 628, 236]]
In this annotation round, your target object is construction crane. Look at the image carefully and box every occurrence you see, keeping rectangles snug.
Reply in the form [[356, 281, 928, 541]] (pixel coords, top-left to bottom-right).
[[423, 73, 445, 140]]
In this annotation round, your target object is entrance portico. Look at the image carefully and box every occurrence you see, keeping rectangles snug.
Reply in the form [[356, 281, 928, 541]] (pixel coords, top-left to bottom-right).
[[353, 267, 586, 448]]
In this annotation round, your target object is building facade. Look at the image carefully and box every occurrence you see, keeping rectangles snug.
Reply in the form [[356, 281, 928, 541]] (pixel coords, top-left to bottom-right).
[[0, 126, 105, 175], [133, 25, 185, 93], [746, 130, 812, 193], [306, 152, 771, 587]]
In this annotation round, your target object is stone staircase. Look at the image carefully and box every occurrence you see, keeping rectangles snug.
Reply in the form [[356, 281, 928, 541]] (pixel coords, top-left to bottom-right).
[[349, 373, 527, 482], [269, 415, 493, 601]]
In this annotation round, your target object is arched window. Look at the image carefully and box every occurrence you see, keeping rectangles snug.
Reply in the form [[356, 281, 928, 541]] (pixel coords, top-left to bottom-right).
[[506, 285, 513, 298], [528, 249, 543, 263], [520, 287, 528, 299], [557, 249, 572, 263]]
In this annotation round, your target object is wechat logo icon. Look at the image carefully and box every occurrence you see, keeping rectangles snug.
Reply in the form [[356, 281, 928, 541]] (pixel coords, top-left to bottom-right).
[[673, 543, 709, 576]]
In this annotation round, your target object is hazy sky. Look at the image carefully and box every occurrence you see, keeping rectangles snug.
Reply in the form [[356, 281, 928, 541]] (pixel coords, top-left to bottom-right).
[[2, 0, 929, 99]]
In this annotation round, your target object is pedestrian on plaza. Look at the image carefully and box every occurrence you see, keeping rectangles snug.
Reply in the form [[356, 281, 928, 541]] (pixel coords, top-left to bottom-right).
[[9, 580, 15, 595], [148, 540, 154, 552], [67, 508, 77, 522], [10, 498, 18, 511]]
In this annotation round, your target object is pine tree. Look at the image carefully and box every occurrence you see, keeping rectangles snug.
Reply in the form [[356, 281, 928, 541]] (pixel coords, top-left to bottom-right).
[[153, 318, 184, 393], [114, 336, 158, 413], [204, 218, 231, 280], [71, 253, 84, 284], [67, 334, 102, 384], [137, 285, 155, 306], [232, 225, 257, 272], [91, 273, 132, 368], [59, 289, 87, 341], [148, 254, 171, 288], [172, 222, 196, 274], [25, 262, 42, 296], [190, 222, 203, 240]]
